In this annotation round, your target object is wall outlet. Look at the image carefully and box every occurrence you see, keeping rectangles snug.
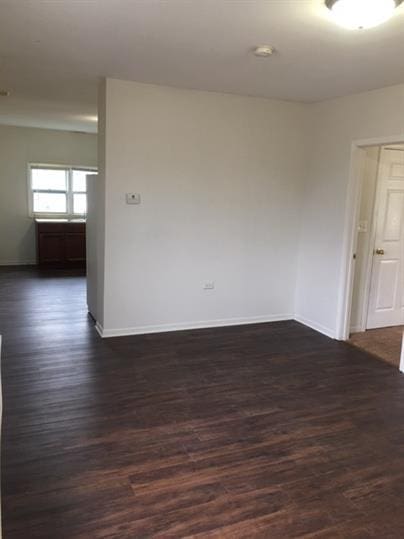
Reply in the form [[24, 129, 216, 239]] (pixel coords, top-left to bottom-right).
[[126, 193, 141, 205], [203, 281, 215, 290]]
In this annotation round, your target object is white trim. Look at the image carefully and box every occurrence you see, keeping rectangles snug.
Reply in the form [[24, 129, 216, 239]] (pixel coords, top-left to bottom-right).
[[362, 148, 388, 331], [351, 135, 404, 148], [93, 314, 340, 340], [294, 315, 336, 339], [351, 147, 381, 334], [359, 207, 378, 332], [400, 332, 404, 373], [95, 322, 104, 338], [95, 313, 294, 338], [349, 325, 363, 334], [335, 144, 367, 340], [0, 260, 36, 266], [336, 134, 404, 341]]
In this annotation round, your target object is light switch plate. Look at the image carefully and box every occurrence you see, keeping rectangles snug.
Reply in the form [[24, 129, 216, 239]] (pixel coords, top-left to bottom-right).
[[358, 220, 368, 233], [126, 193, 141, 205], [203, 281, 215, 290]]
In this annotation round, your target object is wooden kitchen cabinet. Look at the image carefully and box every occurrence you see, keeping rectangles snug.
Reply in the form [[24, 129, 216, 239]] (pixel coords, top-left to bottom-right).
[[36, 220, 86, 268]]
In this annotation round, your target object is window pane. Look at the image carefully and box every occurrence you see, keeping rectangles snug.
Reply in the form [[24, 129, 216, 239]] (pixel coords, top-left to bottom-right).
[[72, 170, 90, 192], [32, 168, 67, 191], [33, 192, 67, 213], [73, 193, 87, 214]]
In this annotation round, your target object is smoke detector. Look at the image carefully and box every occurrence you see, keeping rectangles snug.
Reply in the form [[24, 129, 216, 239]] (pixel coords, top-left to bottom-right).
[[253, 45, 275, 58]]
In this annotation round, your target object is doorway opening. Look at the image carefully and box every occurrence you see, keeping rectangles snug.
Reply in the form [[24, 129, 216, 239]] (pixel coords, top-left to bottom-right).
[[343, 142, 404, 368]]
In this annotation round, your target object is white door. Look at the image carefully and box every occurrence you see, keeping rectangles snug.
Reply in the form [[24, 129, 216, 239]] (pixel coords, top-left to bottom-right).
[[367, 147, 404, 329]]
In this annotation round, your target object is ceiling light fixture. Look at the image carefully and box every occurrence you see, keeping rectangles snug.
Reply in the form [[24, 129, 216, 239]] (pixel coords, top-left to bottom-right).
[[325, 0, 403, 29], [253, 45, 275, 57]]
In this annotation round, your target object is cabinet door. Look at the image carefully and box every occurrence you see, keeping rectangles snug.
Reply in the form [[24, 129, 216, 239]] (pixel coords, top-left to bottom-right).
[[38, 233, 65, 264], [65, 233, 86, 262]]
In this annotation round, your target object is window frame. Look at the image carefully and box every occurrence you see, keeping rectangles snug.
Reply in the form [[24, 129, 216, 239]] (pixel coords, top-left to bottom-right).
[[28, 163, 97, 219]]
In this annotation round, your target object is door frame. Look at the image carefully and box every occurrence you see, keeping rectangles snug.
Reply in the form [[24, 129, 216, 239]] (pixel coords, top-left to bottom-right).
[[349, 146, 381, 334], [336, 134, 404, 344]]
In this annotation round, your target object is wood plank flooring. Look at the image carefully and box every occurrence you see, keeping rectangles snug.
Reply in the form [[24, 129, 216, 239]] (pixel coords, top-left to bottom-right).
[[1, 267, 404, 537]]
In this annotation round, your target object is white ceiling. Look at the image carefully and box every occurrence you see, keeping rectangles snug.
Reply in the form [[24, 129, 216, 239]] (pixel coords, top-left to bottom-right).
[[0, 0, 403, 133]]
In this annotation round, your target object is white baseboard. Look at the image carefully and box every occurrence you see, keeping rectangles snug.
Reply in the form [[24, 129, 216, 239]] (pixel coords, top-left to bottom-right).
[[95, 313, 294, 338], [94, 314, 338, 341], [0, 260, 36, 266], [294, 315, 336, 339], [95, 322, 104, 337]]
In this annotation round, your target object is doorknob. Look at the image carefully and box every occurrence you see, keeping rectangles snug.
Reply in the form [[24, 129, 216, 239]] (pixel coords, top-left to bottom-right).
[[374, 248, 385, 255]]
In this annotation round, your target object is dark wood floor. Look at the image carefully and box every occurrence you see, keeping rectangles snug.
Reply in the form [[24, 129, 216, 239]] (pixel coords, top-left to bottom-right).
[[2, 267, 404, 538]]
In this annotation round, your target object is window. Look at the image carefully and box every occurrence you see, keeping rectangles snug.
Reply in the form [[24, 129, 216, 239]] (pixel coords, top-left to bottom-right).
[[29, 165, 97, 217]]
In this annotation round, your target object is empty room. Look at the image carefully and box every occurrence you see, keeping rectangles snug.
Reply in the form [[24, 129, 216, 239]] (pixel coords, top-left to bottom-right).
[[1, 1, 404, 537]]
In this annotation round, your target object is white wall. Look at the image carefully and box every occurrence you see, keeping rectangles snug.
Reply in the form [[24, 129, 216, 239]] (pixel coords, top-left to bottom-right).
[[98, 79, 311, 335], [96, 79, 404, 339], [0, 125, 97, 265], [94, 79, 107, 328], [295, 84, 404, 338]]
